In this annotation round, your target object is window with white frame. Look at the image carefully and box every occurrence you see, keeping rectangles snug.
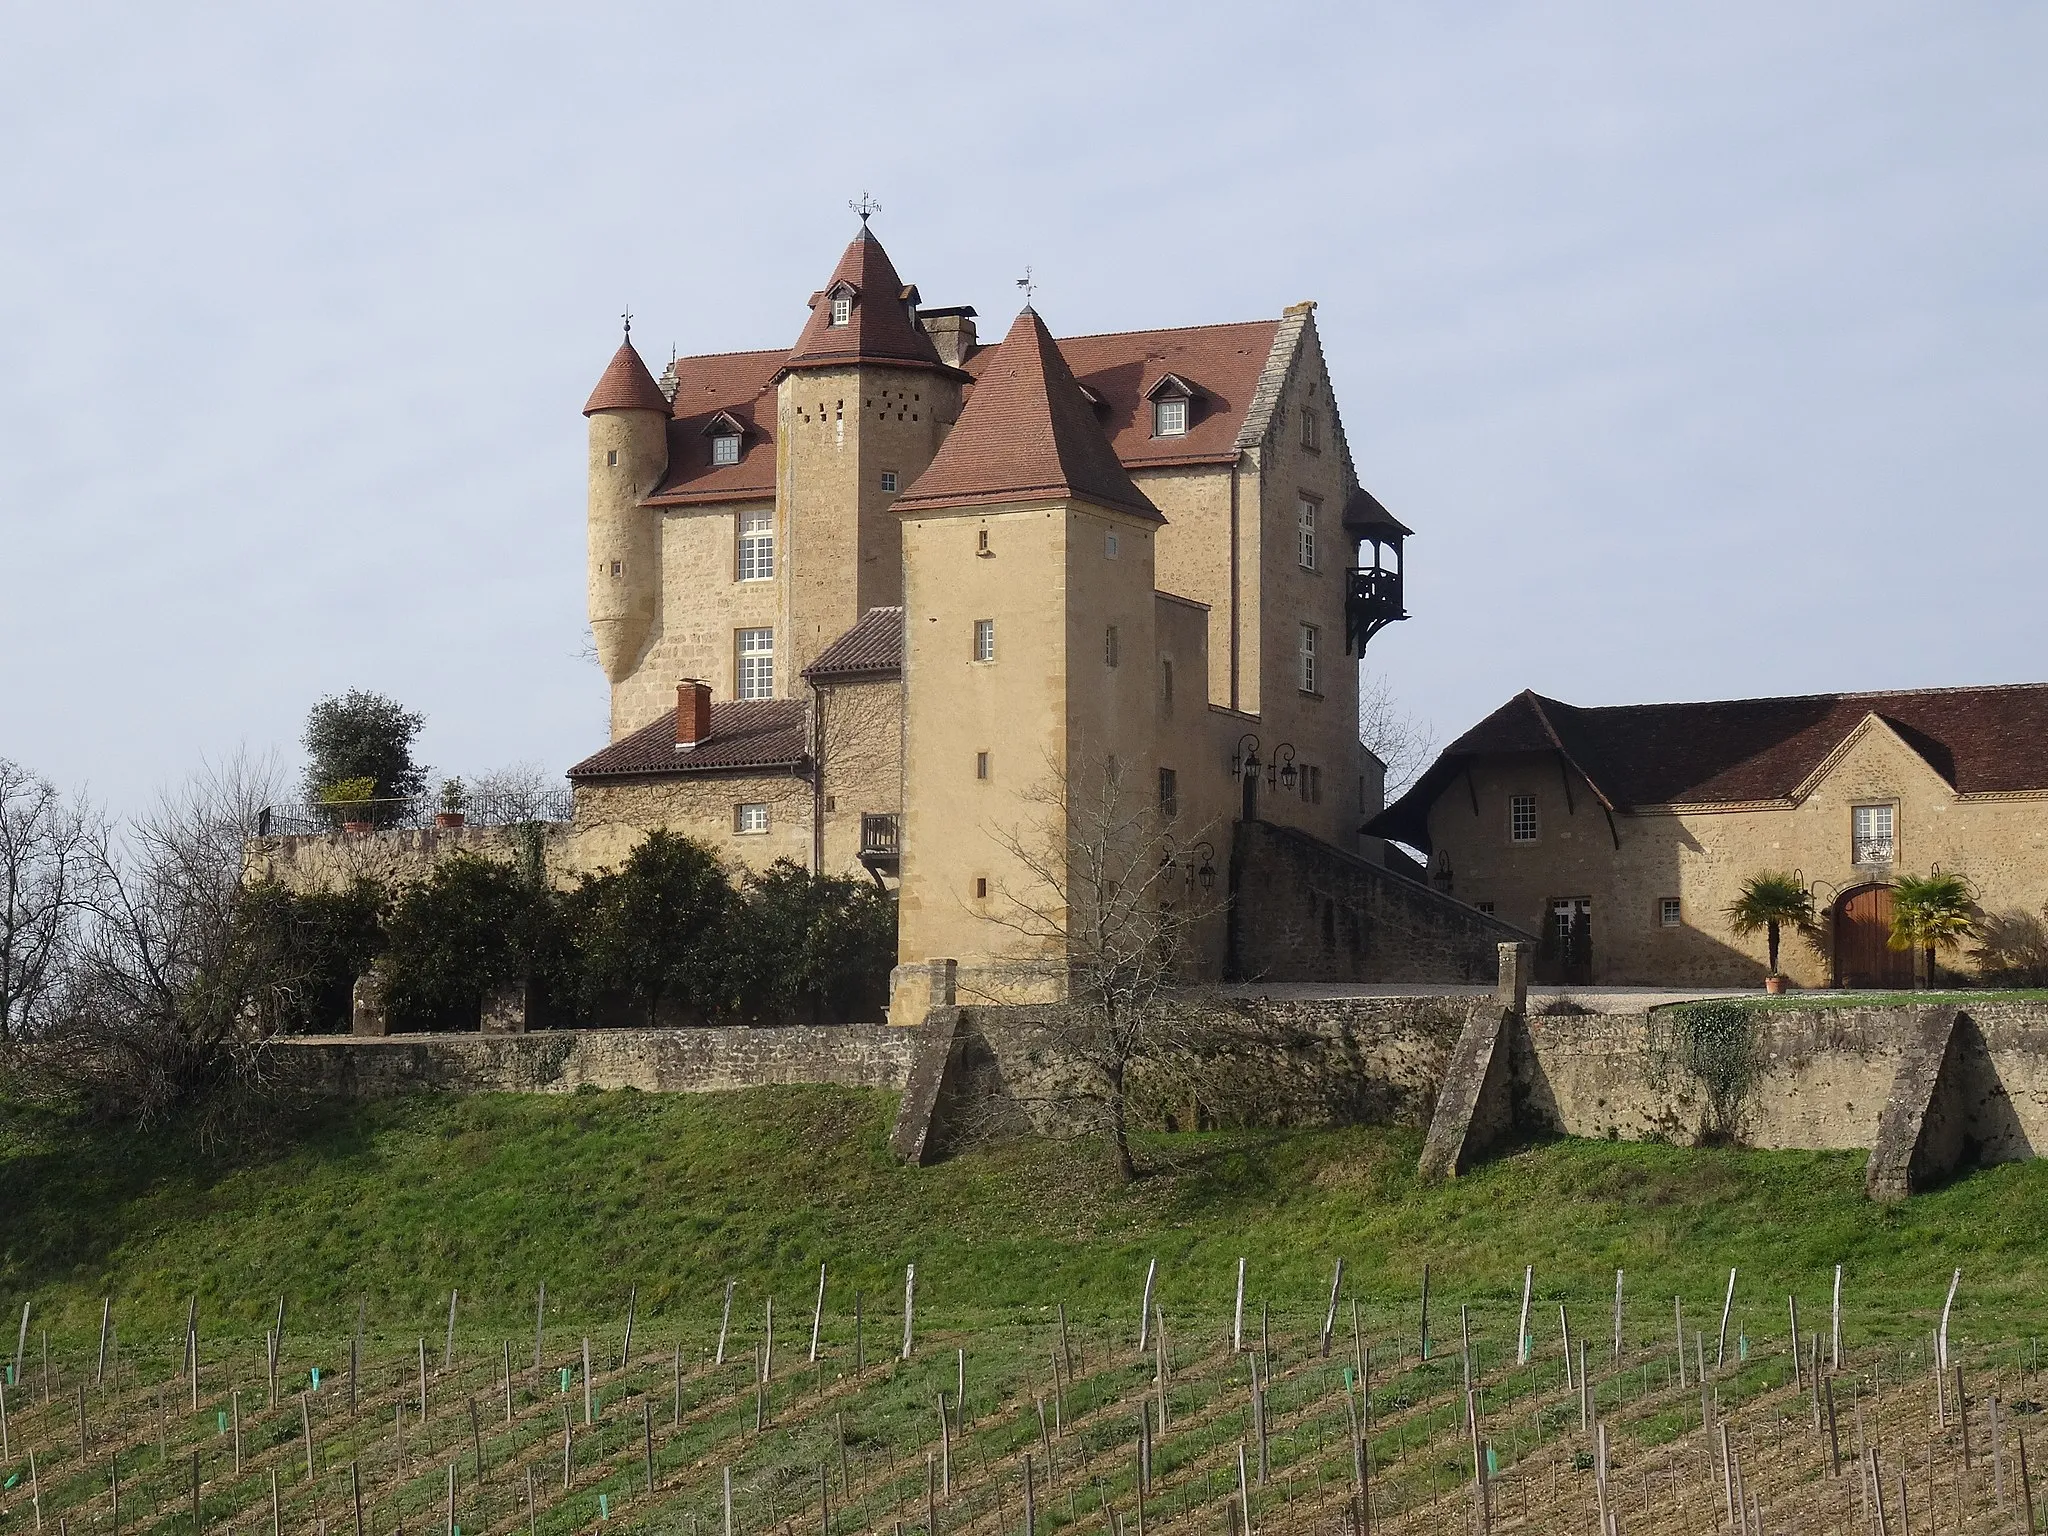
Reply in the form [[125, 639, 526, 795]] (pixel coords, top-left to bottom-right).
[[1660, 897, 1682, 928], [1510, 795, 1538, 843], [829, 295, 852, 326], [1297, 498, 1319, 570], [1105, 531, 1120, 559], [736, 628, 774, 700], [711, 433, 741, 466], [1298, 623, 1319, 693], [1153, 397, 1187, 437], [972, 619, 995, 662], [880, 470, 897, 492], [738, 510, 773, 581], [735, 803, 769, 834], [1852, 803, 1895, 864]]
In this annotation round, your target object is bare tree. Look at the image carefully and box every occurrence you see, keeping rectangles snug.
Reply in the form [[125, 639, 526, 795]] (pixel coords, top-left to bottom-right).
[[469, 761, 565, 823], [34, 752, 307, 1139], [981, 751, 1223, 1181], [0, 759, 97, 1042], [1359, 670, 1435, 800]]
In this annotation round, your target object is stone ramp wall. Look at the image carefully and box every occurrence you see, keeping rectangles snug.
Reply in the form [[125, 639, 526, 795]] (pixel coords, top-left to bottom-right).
[[1231, 820, 1534, 984]]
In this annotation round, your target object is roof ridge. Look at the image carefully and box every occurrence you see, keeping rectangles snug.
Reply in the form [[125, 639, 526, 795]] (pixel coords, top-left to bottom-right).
[[1561, 680, 2048, 715], [1051, 317, 1281, 343]]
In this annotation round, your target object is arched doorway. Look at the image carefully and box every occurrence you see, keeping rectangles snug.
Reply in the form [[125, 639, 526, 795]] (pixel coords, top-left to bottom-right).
[[1835, 884, 1913, 989]]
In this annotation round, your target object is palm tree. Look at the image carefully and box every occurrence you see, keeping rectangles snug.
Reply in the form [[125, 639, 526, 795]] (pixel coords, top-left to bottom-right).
[[1889, 872, 1978, 989], [1724, 872, 1816, 978]]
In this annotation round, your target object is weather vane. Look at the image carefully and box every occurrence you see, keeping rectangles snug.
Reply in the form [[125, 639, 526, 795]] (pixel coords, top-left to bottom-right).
[[1016, 266, 1035, 304], [850, 192, 882, 225], [621, 306, 633, 339]]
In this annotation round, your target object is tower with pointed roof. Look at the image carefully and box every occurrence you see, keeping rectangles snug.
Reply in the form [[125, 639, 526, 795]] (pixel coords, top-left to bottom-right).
[[892, 305, 1175, 995], [777, 224, 966, 679]]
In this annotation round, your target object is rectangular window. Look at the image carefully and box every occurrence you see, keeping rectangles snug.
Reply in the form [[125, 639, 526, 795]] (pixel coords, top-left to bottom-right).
[[738, 510, 774, 581], [1158, 767, 1179, 820], [1852, 803, 1895, 864], [975, 751, 989, 781], [1660, 897, 1682, 928], [605, 449, 618, 467], [1297, 499, 1319, 570], [1307, 765, 1323, 804], [830, 295, 852, 326], [1510, 795, 1538, 843], [735, 803, 769, 834], [1161, 658, 1174, 712], [1298, 624, 1319, 693], [1476, 901, 1496, 916], [974, 876, 988, 900], [972, 618, 995, 662], [1301, 407, 1319, 449], [1105, 531, 1120, 559], [736, 627, 774, 699], [1104, 626, 1120, 667], [711, 434, 741, 466], [1154, 397, 1187, 437], [880, 470, 897, 492]]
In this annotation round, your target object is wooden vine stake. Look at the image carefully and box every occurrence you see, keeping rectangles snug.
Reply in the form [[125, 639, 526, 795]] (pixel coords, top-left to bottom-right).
[[1138, 1259, 1157, 1353]]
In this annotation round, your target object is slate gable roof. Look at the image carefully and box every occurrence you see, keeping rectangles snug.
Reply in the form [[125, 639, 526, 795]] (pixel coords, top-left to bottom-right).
[[1369, 683, 2048, 849], [803, 607, 904, 681], [893, 307, 1161, 521], [567, 699, 807, 780]]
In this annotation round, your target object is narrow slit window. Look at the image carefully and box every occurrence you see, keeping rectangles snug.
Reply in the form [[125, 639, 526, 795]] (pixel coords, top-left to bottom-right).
[[1297, 499, 1319, 570], [975, 751, 990, 781], [1104, 626, 1120, 667], [1158, 767, 1179, 820], [1298, 623, 1319, 693]]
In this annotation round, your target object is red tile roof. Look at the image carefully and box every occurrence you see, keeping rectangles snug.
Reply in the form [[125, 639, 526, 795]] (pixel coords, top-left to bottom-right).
[[567, 699, 807, 779], [893, 307, 1161, 521], [644, 349, 782, 508], [583, 340, 671, 416], [1370, 683, 2048, 848], [990, 319, 1282, 470], [803, 607, 904, 681], [783, 228, 949, 376]]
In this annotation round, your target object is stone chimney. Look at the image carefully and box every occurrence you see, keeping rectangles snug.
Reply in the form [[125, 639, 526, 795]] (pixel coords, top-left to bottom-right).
[[675, 679, 712, 750], [919, 306, 979, 369]]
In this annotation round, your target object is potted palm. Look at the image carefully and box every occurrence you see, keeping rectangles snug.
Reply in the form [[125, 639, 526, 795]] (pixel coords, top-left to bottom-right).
[[1725, 872, 1816, 992], [1889, 872, 1978, 989], [436, 777, 468, 830]]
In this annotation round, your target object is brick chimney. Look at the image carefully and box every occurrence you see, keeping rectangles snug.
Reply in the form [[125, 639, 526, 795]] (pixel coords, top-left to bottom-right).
[[675, 679, 712, 750], [919, 306, 979, 369]]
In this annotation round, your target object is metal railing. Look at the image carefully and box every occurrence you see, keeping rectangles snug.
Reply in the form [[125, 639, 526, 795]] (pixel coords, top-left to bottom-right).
[[257, 787, 575, 837]]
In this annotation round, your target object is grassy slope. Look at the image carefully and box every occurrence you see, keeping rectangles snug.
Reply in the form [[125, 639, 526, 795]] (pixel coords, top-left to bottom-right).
[[6, 1085, 2047, 1353]]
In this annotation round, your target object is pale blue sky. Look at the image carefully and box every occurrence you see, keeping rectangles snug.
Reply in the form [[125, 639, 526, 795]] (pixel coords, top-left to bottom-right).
[[3, 3, 2043, 812]]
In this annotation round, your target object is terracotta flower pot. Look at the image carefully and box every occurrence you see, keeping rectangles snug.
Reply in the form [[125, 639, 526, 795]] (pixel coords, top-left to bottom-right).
[[435, 812, 466, 829], [1765, 975, 1788, 995]]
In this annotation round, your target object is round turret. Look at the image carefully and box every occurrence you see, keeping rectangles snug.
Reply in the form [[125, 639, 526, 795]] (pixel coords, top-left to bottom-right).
[[584, 336, 671, 687]]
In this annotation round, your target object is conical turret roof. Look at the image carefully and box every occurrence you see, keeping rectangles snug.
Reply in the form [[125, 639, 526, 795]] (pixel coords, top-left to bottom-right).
[[893, 306, 1161, 521], [784, 226, 947, 374], [583, 339, 671, 415]]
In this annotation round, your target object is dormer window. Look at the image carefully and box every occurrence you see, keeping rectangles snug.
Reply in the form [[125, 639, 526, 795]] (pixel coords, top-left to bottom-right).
[[1146, 374, 1199, 438], [703, 411, 745, 466], [830, 296, 851, 326]]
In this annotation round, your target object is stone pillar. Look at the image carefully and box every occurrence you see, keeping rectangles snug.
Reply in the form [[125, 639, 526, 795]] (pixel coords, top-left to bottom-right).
[[1496, 941, 1533, 1017], [928, 957, 958, 1007], [350, 967, 390, 1037], [887, 957, 958, 1025], [480, 979, 532, 1035]]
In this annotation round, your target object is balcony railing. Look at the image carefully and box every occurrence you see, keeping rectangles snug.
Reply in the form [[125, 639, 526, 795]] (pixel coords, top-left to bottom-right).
[[1345, 562, 1408, 655], [257, 788, 575, 838], [860, 813, 900, 859]]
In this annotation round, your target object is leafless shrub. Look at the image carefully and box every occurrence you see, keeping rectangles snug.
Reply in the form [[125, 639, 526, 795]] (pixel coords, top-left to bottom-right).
[[975, 749, 1225, 1181], [0, 758, 97, 1043], [23, 753, 311, 1143], [1359, 670, 1436, 801]]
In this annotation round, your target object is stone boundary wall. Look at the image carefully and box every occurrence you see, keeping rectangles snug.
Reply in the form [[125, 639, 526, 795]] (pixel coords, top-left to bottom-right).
[[1231, 820, 1534, 984], [280, 1025, 917, 1098]]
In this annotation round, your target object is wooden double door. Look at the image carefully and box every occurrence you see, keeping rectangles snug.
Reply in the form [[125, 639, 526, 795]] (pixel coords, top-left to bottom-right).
[[1835, 885, 1914, 989]]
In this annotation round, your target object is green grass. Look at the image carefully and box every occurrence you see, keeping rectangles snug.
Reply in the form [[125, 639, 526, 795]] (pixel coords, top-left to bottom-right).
[[5, 1085, 2046, 1351]]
